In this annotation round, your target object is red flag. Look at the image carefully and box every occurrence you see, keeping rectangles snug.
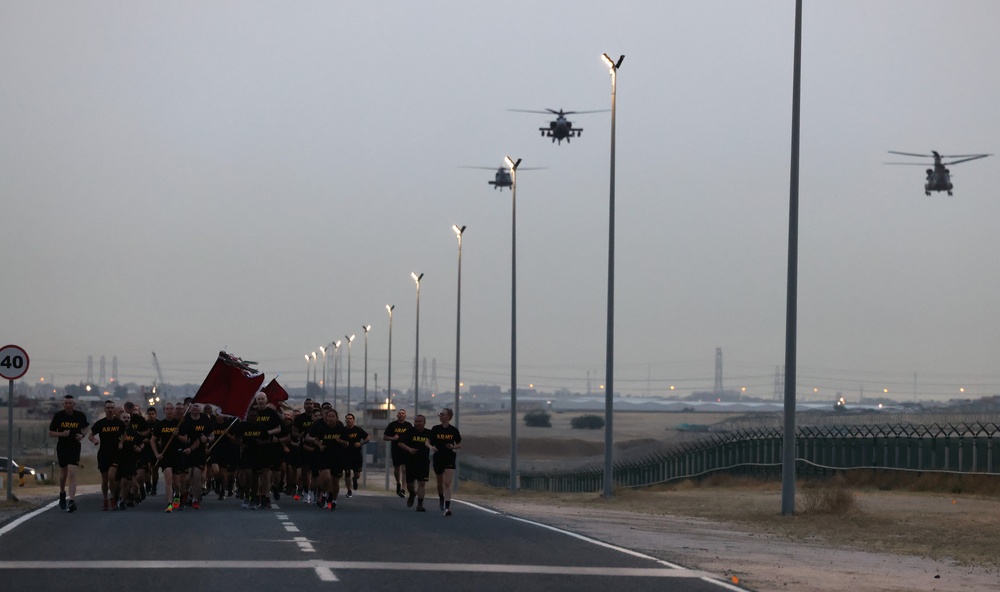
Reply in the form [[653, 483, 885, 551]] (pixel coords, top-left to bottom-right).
[[262, 378, 289, 406], [193, 351, 265, 419]]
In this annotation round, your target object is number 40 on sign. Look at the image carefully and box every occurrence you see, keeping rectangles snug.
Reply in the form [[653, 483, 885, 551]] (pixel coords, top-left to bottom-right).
[[0, 345, 29, 381]]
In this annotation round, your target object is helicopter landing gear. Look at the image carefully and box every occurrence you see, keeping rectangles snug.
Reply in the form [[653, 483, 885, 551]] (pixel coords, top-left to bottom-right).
[[925, 191, 931, 196], [947, 191, 953, 196]]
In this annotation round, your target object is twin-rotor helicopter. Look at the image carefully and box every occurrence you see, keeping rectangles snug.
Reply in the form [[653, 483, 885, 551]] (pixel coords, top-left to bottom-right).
[[886, 150, 991, 196]]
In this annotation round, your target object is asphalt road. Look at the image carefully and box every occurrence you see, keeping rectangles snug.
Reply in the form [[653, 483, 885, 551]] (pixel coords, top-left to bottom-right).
[[0, 490, 743, 592]]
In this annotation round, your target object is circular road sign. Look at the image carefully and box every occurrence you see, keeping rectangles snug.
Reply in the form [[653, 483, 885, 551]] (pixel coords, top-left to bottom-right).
[[0, 345, 29, 380]]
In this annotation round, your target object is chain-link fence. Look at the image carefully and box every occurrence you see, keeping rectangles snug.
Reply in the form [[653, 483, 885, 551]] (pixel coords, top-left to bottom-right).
[[459, 421, 1000, 492]]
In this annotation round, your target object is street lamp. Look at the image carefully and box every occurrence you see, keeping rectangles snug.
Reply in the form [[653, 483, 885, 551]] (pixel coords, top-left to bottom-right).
[[363, 324, 372, 420], [453, 224, 466, 493], [320, 345, 328, 396], [304, 354, 310, 392], [504, 154, 521, 494], [386, 305, 394, 407], [412, 272, 423, 416], [345, 334, 356, 413], [311, 351, 317, 386], [333, 340, 342, 409], [600, 52, 624, 498]]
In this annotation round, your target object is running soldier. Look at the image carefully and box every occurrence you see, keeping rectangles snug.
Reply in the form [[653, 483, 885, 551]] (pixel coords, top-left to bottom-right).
[[179, 403, 213, 509], [150, 402, 185, 513], [88, 400, 125, 511], [306, 407, 347, 511], [383, 409, 412, 498], [429, 408, 462, 516], [48, 395, 90, 513], [398, 414, 432, 512], [341, 413, 370, 498], [291, 400, 317, 501], [142, 406, 159, 496], [110, 412, 143, 510]]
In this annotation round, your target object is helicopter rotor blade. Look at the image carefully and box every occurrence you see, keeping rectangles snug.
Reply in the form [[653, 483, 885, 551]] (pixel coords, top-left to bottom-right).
[[884, 162, 931, 166], [887, 151, 933, 158], [508, 109, 555, 115], [943, 154, 991, 165]]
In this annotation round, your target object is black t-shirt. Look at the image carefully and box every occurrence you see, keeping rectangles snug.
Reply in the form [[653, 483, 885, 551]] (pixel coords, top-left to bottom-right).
[[238, 421, 268, 448], [117, 428, 143, 460], [181, 415, 213, 453], [293, 413, 316, 441], [127, 414, 150, 436], [253, 407, 283, 446], [308, 421, 345, 454], [399, 427, 432, 463], [383, 420, 412, 449], [341, 425, 369, 454], [50, 410, 90, 445], [152, 418, 180, 453], [91, 417, 125, 454], [429, 424, 462, 457]]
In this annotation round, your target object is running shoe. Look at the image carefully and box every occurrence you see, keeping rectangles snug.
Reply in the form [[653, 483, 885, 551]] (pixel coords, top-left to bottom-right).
[[316, 495, 325, 508], [272, 487, 280, 501], [352, 476, 359, 490], [126, 496, 136, 507], [240, 499, 249, 510], [407, 492, 416, 508], [102, 499, 109, 511], [139, 488, 147, 502], [67, 500, 77, 513], [118, 499, 126, 511], [345, 490, 352, 498], [218, 492, 225, 502], [293, 492, 301, 501], [191, 501, 201, 510], [328, 500, 337, 511], [416, 504, 426, 512], [263, 499, 272, 509], [444, 509, 452, 517], [164, 504, 173, 513], [59, 491, 67, 510], [172, 494, 180, 509], [396, 484, 405, 498]]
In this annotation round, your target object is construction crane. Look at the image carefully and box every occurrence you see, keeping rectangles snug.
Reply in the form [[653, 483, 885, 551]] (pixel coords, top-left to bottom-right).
[[151, 352, 168, 399]]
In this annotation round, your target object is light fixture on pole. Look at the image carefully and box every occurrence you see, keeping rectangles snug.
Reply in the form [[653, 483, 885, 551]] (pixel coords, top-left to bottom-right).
[[600, 52, 624, 498], [363, 324, 372, 421], [311, 351, 317, 386], [333, 340, 342, 409], [453, 224, 466, 492], [345, 334, 355, 413], [411, 272, 423, 416], [504, 154, 520, 494], [304, 354, 310, 392]]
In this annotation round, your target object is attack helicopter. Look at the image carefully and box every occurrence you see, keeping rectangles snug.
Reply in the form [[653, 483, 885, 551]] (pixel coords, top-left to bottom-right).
[[461, 163, 545, 190], [886, 150, 990, 195], [509, 108, 608, 144]]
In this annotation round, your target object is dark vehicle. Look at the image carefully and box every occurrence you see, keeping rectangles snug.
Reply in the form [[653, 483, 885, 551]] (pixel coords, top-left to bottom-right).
[[0, 457, 41, 481]]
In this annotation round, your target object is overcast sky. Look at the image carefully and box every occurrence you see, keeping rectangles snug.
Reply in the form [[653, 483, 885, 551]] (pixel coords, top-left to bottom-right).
[[3, 1, 998, 402]]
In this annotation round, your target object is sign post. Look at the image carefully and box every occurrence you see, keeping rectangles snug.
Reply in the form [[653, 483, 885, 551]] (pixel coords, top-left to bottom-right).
[[0, 344, 30, 501]]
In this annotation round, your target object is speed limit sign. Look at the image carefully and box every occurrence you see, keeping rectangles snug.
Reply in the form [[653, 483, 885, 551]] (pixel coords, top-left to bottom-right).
[[0, 345, 29, 381]]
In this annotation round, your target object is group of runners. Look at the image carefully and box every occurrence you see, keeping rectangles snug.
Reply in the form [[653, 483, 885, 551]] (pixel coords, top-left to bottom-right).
[[48, 393, 462, 517]]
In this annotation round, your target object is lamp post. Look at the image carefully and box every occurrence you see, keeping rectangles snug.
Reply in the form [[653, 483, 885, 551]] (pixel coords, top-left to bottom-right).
[[363, 324, 371, 420], [311, 351, 317, 386], [386, 304, 395, 492], [345, 334, 355, 413], [453, 224, 466, 492], [505, 154, 520, 494], [782, 0, 804, 517], [600, 53, 624, 498], [412, 272, 423, 416], [333, 340, 342, 409]]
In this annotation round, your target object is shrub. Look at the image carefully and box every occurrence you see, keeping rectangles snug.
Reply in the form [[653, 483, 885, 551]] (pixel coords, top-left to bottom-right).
[[570, 414, 605, 429], [524, 410, 552, 428], [799, 482, 858, 515]]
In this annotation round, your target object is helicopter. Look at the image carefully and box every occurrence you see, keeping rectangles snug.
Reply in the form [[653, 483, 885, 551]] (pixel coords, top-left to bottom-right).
[[509, 108, 609, 144], [461, 163, 545, 190], [886, 150, 991, 195]]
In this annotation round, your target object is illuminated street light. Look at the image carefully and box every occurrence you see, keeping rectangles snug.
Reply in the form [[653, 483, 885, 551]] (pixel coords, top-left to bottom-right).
[[386, 305, 395, 405], [363, 324, 372, 421]]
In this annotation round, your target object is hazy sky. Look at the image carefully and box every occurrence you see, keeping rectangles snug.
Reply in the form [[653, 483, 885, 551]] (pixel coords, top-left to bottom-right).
[[3, 1, 999, 401]]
